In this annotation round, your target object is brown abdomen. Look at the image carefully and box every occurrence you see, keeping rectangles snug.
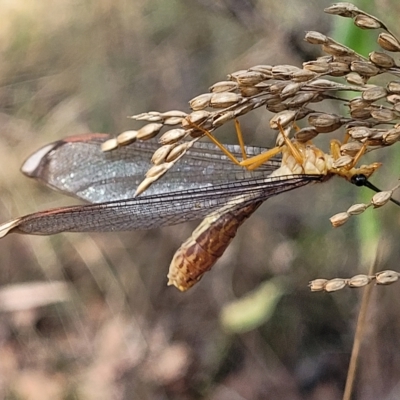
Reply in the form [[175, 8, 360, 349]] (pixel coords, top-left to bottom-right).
[[168, 201, 262, 291]]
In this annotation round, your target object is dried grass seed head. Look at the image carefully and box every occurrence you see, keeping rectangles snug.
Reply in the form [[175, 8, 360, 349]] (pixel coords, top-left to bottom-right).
[[101, 137, 118, 152], [116, 130, 138, 146], [348, 274, 371, 288], [376, 270, 399, 285], [137, 123, 163, 140], [324, 278, 347, 292], [330, 212, 350, 227], [369, 51, 395, 68], [362, 85, 387, 102], [159, 128, 187, 145], [378, 33, 400, 52], [209, 81, 239, 93], [151, 144, 177, 165]]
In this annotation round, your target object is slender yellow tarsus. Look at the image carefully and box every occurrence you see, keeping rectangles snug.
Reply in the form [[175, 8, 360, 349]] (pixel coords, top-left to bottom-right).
[[276, 122, 303, 165], [350, 142, 367, 168], [186, 117, 307, 171], [187, 120, 243, 166], [234, 119, 247, 160]]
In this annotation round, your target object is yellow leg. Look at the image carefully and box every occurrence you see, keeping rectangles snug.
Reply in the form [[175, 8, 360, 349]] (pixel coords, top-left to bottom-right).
[[239, 122, 304, 170], [186, 119, 243, 166], [239, 146, 284, 170], [234, 119, 247, 160], [276, 123, 303, 165], [349, 141, 367, 168], [330, 139, 367, 168], [187, 118, 304, 171]]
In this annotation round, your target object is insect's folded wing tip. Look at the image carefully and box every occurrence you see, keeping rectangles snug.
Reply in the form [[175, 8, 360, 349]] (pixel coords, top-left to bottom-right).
[[0, 219, 21, 238], [20, 143, 58, 177]]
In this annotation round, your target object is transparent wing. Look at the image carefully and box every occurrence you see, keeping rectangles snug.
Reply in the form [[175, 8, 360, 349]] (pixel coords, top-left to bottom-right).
[[21, 133, 281, 202], [0, 174, 321, 237]]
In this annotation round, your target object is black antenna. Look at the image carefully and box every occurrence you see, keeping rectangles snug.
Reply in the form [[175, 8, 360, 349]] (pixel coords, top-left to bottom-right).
[[351, 174, 400, 207]]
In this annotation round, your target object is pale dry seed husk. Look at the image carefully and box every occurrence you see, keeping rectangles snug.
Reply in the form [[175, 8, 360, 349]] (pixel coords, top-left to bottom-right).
[[330, 212, 350, 227], [383, 128, 400, 145], [290, 69, 317, 82], [348, 274, 371, 288], [189, 93, 212, 111], [210, 92, 242, 108], [130, 112, 162, 122], [346, 126, 373, 140], [269, 110, 297, 129], [163, 116, 184, 126], [265, 95, 283, 107], [304, 31, 328, 45], [165, 142, 191, 162], [267, 103, 288, 113], [253, 81, 270, 89], [146, 163, 170, 178], [272, 65, 302, 79], [240, 86, 262, 97], [308, 113, 342, 133], [332, 155, 353, 168], [350, 108, 371, 119], [322, 42, 355, 58], [234, 71, 266, 86], [303, 60, 330, 74], [281, 82, 302, 98], [306, 79, 350, 91], [340, 141, 363, 157], [116, 130, 138, 145], [160, 110, 188, 118], [248, 65, 273, 76], [137, 123, 163, 140], [309, 279, 328, 292], [135, 176, 159, 197], [324, 3, 360, 18], [159, 128, 187, 145], [346, 72, 366, 85], [151, 144, 176, 165], [376, 270, 399, 285], [378, 33, 400, 52], [370, 108, 397, 122], [347, 203, 368, 215], [351, 61, 380, 77], [101, 138, 118, 152], [227, 70, 247, 81], [209, 81, 238, 93], [269, 81, 289, 94], [349, 97, 370, 111], [182, 111, 211, 128], [371, 190, 393, 207], [354, 14, 383, 30], [387, 81, 400, 94], [369, 51, 395, 68], [325, 278, 347, 292], [329, 61, 351, 76], [294, 127, 319, 142], [362, 86, 387, 102], [284, 92, 316, 108]]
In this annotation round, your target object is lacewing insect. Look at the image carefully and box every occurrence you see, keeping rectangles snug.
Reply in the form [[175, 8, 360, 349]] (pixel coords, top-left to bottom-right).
[[0, 132, 381, 290]]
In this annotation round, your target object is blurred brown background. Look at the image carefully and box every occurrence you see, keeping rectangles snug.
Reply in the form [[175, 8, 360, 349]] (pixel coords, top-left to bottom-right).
[[1, 0, 400, 399]]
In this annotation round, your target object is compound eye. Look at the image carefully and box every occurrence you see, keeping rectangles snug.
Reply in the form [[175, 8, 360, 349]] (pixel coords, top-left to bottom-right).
[[351, 174, 368, 187]]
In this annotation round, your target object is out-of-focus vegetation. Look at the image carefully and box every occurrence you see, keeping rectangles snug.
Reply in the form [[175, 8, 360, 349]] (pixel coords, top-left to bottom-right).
[[0, 0, 400, 399]]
